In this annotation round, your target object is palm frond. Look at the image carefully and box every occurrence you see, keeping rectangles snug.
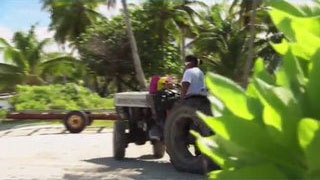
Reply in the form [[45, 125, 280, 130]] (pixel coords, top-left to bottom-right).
[[41, 56, 80, 65], [42, 0, 102, 44], [165, 19, 181, 39], [40, 56, 85, 78], [12, 31, 31, 53], [85, 8, 108, 21], [0, 38, 11, 47], [3, 46, 28, 70], [0, 63, 23, 73], [229, 0, 239, 14], [184, 0, 208, 9], [40, 56, 83, 72], [27, 38, 51, 68]]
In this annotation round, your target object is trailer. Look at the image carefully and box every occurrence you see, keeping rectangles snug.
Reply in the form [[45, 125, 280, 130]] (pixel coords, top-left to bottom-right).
[[6, 109, 119, 133]]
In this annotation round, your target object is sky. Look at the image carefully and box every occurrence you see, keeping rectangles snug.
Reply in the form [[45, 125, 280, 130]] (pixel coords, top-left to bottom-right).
[[0, 0, 314, 62]]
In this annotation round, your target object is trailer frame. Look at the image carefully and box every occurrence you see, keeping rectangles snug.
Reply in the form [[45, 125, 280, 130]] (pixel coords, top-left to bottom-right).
[[5, 109, 119, 133]]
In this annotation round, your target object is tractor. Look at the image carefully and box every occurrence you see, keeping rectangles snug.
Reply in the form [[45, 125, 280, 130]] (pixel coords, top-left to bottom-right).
[[113, 84, 217, 174]]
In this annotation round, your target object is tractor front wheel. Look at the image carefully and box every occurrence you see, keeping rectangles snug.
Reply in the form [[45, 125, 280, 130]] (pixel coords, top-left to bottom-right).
[[152, 140, 165, 159], [113, 120, 128, 160]]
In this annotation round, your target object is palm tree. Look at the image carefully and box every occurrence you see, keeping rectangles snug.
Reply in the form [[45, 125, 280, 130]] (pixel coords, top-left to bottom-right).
[[229, 0, 263, 87], [42, 0, 104, 45], [107, 0, 147, 90], [142, 0, 205, 61], [191, 4, 243, 80], [0, 26, 83, 90], [242, 0, 258, 87], [229, 0, 263, 26], [192, 3, 280, 83], [191, 4, 256, 81], [43, 0, 146, 89]]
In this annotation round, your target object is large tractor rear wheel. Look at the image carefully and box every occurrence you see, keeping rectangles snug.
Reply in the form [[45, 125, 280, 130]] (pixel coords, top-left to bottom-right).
[[164, 96, 219, 174]]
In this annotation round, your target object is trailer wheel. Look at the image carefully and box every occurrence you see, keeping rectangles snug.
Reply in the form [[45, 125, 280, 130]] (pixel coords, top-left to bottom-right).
[[113, 120, 128, 160], [64, 111, 88, 133], [164, 96, 219, 174], [152, 140, 165, 159]]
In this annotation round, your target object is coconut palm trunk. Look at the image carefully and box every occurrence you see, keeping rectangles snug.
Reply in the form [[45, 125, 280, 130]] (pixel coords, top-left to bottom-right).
[[180, 28, 186, 62], [242, 0, 258, 88], [121, 0, 147, 90]]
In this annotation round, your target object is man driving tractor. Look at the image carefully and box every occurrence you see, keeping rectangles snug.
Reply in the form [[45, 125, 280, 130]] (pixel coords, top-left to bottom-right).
[[149, 55, 207, 140], [181, 55, 207, 99]]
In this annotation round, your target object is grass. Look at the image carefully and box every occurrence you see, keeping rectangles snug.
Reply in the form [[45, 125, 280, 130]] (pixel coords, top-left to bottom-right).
[[104, 98, 114, 109], [90, 120, 114, 128]]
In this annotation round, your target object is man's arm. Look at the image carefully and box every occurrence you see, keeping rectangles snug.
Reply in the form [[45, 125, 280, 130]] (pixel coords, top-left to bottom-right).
[[180, 81, 190, 99], [181, 69, 192, 99]]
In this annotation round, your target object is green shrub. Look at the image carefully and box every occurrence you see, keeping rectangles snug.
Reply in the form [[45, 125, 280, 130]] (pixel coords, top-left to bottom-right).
[[195, 1, 320, 179], [10, 83, 114, 111], [0, 109, 7, 120]]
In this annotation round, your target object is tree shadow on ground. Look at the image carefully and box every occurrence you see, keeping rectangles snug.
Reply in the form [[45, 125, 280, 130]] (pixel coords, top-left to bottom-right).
[[63, 156, 203, 180]]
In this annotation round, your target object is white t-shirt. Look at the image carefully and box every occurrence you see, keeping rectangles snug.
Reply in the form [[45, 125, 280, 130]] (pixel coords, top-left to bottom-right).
[[181, 67, 207, 96]]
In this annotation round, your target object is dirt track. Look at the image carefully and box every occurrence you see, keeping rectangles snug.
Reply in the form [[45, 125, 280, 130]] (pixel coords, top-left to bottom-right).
[[0, 125, 203, 180]]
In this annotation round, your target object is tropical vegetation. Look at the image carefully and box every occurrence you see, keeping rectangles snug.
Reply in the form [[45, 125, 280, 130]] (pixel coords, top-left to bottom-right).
[[0, 110, 7, 120], [42, 0, 103, 45], [0, 26, 83, 92], [195, 0, 320, 179], [1, 0, 285, 95], [10, 84, 113, 111]]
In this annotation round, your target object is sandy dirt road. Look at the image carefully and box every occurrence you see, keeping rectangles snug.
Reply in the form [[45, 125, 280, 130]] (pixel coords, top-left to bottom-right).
[[0, 125, 203, 180]]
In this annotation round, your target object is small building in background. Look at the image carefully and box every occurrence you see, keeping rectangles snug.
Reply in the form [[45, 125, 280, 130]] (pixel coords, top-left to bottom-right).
[[0, 94, 13, 111]]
